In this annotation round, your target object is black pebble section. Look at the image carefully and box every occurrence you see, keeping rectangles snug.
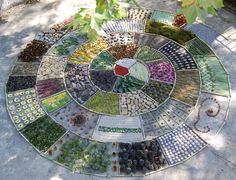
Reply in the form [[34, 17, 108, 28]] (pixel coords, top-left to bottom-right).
[[6, 76, 36, 92]]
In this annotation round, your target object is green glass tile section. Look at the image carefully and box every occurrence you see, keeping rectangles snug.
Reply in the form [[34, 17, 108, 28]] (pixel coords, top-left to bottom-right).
[[113, 75, 145, 93], [129, 62, 149, 82], [41, 91, 71, 113], [185, 38, 214, 56], [20, 115, 66, 152], [56, 137, 111, 173], [84, 92, 119, 115], [195, 56, 230, 96], [151, 10, 175, 25], [134, 46, 163, 62], [90, 51, 117, 70]]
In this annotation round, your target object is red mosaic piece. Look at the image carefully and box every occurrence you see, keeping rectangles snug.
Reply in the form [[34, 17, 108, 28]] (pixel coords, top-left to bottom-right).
[[114, 65, 129, 76]]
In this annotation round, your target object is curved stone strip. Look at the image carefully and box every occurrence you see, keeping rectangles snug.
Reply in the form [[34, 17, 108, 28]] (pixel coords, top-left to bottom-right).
[[142, 80, 173, 104], [147, 61, 175, 84], [7, 88, 45, 130], [102, 19, 145, 34], [65, 64, 98, 104], [103, 33, 136, 47], [46, 133, 111, 174], [37, 56, 66, 81], [92, 115, 144, 142], [159, 41, 197, 70], [128, 8, 153, 20], [120, 91, 159, 116], [158, 124, 207, 165], [84, 91, 120, 115], [151, 10, 175, 25], [20, 115, 66, 153], [185, 37, 214, 56], [36, 78, 65, 99], [41, 91, 72, 113], [69, 38, 108, 64], [171, 70, 200, 107], [185, 92, 230, 144], [11, 62, 39, 76], [50, 101, 99, 138], [134, 33, 170, 50]]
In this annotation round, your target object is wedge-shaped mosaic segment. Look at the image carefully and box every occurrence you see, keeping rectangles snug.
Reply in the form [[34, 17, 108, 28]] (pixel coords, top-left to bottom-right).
[[6, 76, 36, 92], [151, 10, 175, 25], [84, 92, 120, 115], [20, 115, 66, 152], [92, 115, 144, 142], [51, 101, 99, 138], [37, 56, 66, 80], [185, 37, 214, 56], [69, 38, 108, 64], [186, 92, 230, 144], [171, 70, 200, 106], [134, 46, 163, 62], [103, 33, 135, 47], [159, 41, 197, 70], [41, 91, 71, 113], [118, 140, 166, 175], [53, 135, 111, 173], [90, 70, 117, 91], [158, 124, 207, 165], [147, 61, 175, 84], [7, 88, 45, 130], [36, 78, 65, 99], [195, 56, 230, 96], [142, 80, 173, 104], [120, 91, 159, 116], [141, 99, 192, 138], [113, 76, 145, 93], [128, 8, 152, 20], [134, 33, 170, 50], [129, 62, 149, 82], [102, 19, 145, 34], [108, 44, 138, 60], [65, 64, 98, 103], [11, 62, 39, 76], [90, 51, 117, 70]]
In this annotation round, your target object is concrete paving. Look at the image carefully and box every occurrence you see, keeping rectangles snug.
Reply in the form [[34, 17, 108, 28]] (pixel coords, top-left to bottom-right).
[[0, 0, 236, 180]]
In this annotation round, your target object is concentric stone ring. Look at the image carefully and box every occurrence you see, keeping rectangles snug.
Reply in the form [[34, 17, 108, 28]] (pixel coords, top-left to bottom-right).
[[6, 8, 231, 177]]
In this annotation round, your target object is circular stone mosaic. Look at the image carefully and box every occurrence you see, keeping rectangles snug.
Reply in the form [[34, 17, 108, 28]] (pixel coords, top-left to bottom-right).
[[6, 8, 231, 177]]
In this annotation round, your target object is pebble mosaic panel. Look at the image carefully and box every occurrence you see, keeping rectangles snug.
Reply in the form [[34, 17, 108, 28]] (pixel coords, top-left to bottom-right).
[[6, 8, 231, 177]]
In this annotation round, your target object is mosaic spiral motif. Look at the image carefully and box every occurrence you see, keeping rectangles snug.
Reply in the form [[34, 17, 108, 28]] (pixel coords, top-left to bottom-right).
[[6, 8, 231, 177]]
